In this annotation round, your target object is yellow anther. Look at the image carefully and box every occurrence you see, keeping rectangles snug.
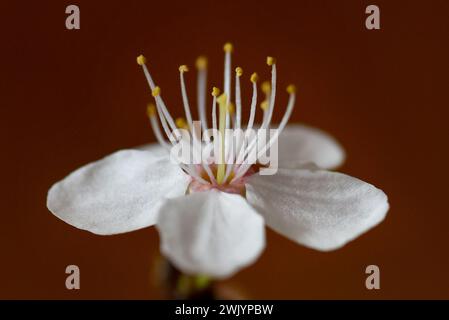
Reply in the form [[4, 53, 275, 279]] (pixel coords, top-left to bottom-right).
[[260, 100, 269, 111], [250, 72, 259, 83], [235, 67, 243, 77], [212, 87, 220, 97], [286, 84, 296, 94], [217, 93, 227, 106], [175, 117, 189, 130], [152, 86, 161, 97], [223, 42, 233, 53], [179, 65, 189, 73], [136, 55, 146, 65], [261, 81, 271, 94], [228, 102, 235, 114], [146, 103, 156, 117], [266, 56, 276, 66], [196, 56, 208, 70]]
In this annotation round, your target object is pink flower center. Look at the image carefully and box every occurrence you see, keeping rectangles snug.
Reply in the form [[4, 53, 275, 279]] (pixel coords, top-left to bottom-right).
[[187, 164, 259, 196]]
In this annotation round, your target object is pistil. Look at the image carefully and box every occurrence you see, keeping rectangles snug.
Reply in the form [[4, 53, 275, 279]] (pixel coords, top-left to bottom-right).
[[216, 93, 228, 184]]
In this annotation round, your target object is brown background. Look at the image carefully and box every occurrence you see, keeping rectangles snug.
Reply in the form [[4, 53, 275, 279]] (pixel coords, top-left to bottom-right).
[[1, 0, 448, 299]]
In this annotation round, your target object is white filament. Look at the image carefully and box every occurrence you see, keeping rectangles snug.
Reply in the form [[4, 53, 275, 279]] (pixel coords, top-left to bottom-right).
[[212, 95, 217, 133], [180, 71, 216, 183], [240, 64, 277, 161], [224, 50, 231, 130], [141, 62, 211, 183], [247, 81, 258, 131], [149, 114, 170, 150], [155, 101, 177, 142], [179, 71, 193, 128], [156, 96, 177, 132], [140, 64, 178, 131], [141, 64, 156, 89], [154, 104, 208, 184], [197, 68, 208, 130], [231, 93, 296, 183], [235, 74, 242, 129], [262, 64, 277, 128], [225, 79, 258, 180]]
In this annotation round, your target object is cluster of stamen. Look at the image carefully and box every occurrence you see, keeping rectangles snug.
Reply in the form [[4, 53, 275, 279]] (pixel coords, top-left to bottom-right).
[[137, 43, 296, 191]]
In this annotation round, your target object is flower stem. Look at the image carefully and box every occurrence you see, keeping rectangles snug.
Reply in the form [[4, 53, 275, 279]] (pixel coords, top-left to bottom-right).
[[154, 256, 215, 299]]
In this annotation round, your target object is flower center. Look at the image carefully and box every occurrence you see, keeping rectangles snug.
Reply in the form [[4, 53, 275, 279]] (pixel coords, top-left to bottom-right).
[[137, 43, 296, 193], [188, 164, 260, 196]]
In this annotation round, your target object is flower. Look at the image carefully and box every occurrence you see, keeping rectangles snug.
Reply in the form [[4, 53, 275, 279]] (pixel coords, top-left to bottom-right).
[[47, 43, 388, 279]]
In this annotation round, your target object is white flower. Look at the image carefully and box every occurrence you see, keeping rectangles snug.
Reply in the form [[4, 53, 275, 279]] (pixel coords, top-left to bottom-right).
[[47, 43, 388, 279]]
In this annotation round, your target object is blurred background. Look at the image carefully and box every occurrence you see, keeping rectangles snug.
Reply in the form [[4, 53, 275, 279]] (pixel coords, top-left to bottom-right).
[[1, 0, 448, 299]]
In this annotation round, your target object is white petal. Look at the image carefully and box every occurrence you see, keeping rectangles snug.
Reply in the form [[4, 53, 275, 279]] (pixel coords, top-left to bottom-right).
[[278, 124, 345, 170], [136, 143, 168, 158], [47, 149, 189, 235], [245, 168, 389, 251], [156, 190, 265, 278]]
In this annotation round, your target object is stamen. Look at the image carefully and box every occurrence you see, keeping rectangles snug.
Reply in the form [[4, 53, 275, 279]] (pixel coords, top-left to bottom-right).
[[196, 56, 208, 69], [260, 80, 271, 123], [228, 102, 235, 128], [152, 86, 177, 132], [231, 72, 258, 170], [179, 65, 189, 72], [223, 68, 241, 182], [247, 73, 259, 130], [151, 86, 161, 96], [239, 58, 277, 162], [286, 84, 296, 93], [175, 117, 189, 130], [179, 67, 216, 184], [137, 55, 146, 66], [154, 98, 177, 143], [235, 67, 243, 76], [137, 54, 156, 90], [223, 152, 235, 183], [224, 101, 236, 178], [138, 55, 207, 183], [211, 87, 219, 177], [223, 43, 233, 100], [235, 67, 243, 129], [146, 103, 170, 150], [231, 85, 296, 183], [146, 103, 156, 117], [179, 65, 194, 128], [196, 56, 208, 130], [138, 49, 295, 189], [137, 55, 177, 131], [148, 81, 201, 181], [223, 42, 233, 127], [260, 100, 269, 111], [227, 102, 235, 114], [150, 102, 209, 184], [261, 57, 277, 129], [267, 56, 276, 66], [179, 77, 216, 184], [261, 81, 271, 95], [211, 87, 220, 133], [223, 43, 233, 53], [259, 84, 296, 156]]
